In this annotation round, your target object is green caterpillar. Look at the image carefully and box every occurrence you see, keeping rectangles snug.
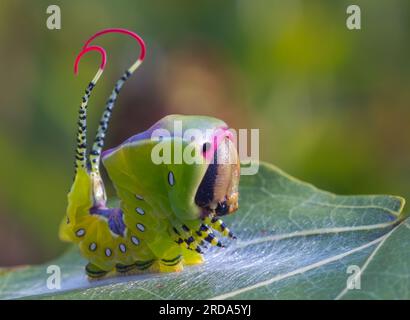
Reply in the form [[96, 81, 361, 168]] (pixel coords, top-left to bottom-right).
[[59, 29, 240, 278]]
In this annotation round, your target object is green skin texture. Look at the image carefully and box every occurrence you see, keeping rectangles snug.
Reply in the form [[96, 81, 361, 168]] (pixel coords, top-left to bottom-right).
[[61, 115, 230, 274]]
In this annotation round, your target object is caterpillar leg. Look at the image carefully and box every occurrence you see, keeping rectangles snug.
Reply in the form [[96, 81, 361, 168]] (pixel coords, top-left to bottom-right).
[[171, 217, 236, 255], [115, 263, 137, 274], [171, 224, 205, 253], [196, 224, 224, 247], [85, 263, 109, 279], [156, 255, 184, 273], [135, 259, 156, 271], [116, 258, 185, 275], [107, 259, 156, 278], [203, 216, 236, 239], [114, 259, 156, 276]]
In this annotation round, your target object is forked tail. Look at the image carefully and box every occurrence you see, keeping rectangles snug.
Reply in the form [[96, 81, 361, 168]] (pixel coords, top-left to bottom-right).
[[73, 45, 106, 172], [61, 29, 147, 275], [73, 28, 146, 173]]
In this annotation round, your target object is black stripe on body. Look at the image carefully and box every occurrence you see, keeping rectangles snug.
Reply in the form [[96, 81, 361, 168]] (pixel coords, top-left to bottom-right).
[[115, 263, 137, 273], [135, 259, 155, 270], [161, 255, 182, 263], [85, 264, 108, 278], [161, 256, 182, 266]]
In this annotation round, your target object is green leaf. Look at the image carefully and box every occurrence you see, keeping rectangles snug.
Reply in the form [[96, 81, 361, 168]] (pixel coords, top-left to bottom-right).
[[0, 162, 408, 300]]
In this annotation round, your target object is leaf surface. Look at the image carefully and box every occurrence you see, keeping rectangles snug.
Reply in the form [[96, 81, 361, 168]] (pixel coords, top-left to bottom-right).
[[0, 162, 407, 300]]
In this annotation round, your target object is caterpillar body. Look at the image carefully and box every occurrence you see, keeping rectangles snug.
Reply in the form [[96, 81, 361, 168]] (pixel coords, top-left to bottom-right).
[[59, 29, 240, 278]]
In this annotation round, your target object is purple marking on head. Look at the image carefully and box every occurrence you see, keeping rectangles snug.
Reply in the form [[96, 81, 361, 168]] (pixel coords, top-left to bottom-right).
[[101, 116, 230, 160], [90, 207, 126, 236], [101, 129, 154, 159]]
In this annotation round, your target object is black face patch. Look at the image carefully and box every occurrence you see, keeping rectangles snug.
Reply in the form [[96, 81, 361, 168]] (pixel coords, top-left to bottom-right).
[[202, 142, 211, 154], [195, 151, 218, 208]]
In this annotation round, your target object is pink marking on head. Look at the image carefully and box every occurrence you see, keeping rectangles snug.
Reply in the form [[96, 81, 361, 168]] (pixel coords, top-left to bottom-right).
[[74, 45, 107, 75], [82, 28, 146, 62], [203, 127, 234, 162]]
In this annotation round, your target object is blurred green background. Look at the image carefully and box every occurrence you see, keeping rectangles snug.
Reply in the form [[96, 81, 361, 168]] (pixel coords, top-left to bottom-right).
[[1, 0, 409, 265]]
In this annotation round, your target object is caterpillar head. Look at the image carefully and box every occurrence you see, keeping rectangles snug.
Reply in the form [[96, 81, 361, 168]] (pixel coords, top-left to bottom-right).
[[195, 130, 240, 218]]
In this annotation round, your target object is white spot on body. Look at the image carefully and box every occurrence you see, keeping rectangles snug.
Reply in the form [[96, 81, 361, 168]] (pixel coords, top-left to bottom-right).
[[131, 236, 140, 245], [119, 243, 126, 253], [136, 207, 145, 215], [76, 229, 85, 237], [168, 171, 175, 186], [137, 223, 145, 232]]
